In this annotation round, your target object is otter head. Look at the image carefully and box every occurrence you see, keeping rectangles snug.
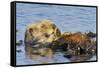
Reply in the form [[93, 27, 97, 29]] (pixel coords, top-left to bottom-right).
[[24, 20, 61, 47]]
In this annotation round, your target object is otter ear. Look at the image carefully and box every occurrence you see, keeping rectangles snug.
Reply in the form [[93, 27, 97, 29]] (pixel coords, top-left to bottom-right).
[[55, 28, 61, 37], [52, 24, 56, 30], [29, 28, 33, 33]]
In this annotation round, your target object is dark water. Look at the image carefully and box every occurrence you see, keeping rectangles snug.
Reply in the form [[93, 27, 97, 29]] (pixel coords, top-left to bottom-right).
[[16, 3, 96, 65]]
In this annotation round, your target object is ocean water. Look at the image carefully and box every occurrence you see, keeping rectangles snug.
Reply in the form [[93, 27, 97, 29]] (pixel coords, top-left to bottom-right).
[[16, 3, 96, 65]]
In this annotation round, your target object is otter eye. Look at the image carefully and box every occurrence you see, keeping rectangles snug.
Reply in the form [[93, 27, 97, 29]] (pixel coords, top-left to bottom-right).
[[44, 33, 50, 37], [52, 32, 54, 34]]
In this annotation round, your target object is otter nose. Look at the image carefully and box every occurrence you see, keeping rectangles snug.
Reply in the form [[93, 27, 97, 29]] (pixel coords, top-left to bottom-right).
[[44, 33, 50, 38]]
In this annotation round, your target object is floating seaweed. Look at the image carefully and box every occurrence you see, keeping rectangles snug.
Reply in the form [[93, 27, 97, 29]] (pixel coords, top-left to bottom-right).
[[16, 49, 22, 53], [16, 40, 23, 46], [86, 31, 96, 38]]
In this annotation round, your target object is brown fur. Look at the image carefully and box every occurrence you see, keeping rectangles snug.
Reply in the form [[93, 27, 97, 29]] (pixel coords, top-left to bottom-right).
[[62, 32, 91, 47]]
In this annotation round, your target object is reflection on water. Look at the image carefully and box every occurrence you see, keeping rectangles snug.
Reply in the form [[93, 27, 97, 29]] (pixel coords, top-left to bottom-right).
[[16, 3, 96, 65], [16, 45, 71, 65]]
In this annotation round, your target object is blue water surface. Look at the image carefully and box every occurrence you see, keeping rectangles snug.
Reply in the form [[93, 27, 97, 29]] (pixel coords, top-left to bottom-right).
[[16, 3, 96, 65]]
